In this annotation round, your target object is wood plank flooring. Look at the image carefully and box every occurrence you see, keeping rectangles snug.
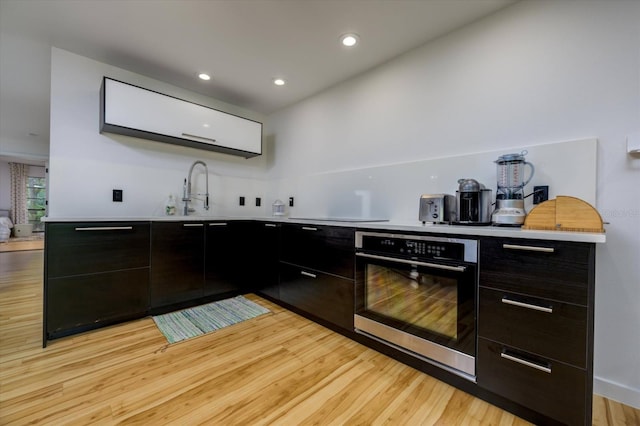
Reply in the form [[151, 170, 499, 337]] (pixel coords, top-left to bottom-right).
[[1, 249, 638, 425], [0, 238, 44, 253]]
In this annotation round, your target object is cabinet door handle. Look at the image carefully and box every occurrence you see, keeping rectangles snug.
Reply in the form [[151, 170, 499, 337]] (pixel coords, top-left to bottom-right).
[[208, 222, 228, 226], [181, 132, 216, 143], [356, 252, 467, 272], [501, 297, 553, 314], [183, 223, 204, 227], [500, 351, 552, 374], [75, 226, 133, 231], [264, 223, 277, 228], [302, 226, 318, 231], [300, 271, 317, 278], [503, 244, 554, 253]]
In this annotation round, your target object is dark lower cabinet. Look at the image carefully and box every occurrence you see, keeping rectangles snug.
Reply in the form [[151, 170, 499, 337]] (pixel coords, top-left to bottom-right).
[[477, 237, 595, 426], [279, 262, 354, 331], [44, 222, 151, 344], [479, 287, 587, 367], [251, 222, 281, 300], [150, 221, 205, 310], [478, 338, 587, 426], [42, 220, 602, 426], [47, 268, 149, 337], [276, 224, 355, 332], [280, 224, 355, 279], [205, 221, 242, 297]]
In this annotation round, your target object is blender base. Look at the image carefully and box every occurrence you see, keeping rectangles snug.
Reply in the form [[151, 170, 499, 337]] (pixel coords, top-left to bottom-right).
[[492, 199, 526, 226]]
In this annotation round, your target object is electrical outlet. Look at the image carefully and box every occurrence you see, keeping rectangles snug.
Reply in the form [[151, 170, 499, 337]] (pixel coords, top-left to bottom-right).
[[112, 189, 123, 202], [289, 197, 294, 207], [533, 186, 549, 204], [239, 196, 245, 206], [255, 197, 261, 207]]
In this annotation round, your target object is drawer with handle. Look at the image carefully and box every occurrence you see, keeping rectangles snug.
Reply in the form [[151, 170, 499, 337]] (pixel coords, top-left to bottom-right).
[[46, 222, 151, 278], [477, 337, 587, 426], [478, 287, 588, 367], [280, 224, 355, 278], [278, 262, 354, 331], [479, 237, 594, 305]]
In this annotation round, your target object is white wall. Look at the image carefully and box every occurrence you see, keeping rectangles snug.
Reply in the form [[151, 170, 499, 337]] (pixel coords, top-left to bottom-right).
[[265, 138, 597, 221], [49, 48, 270, 219], [0, 33, 50, 160], [265, 0, 640, 407]]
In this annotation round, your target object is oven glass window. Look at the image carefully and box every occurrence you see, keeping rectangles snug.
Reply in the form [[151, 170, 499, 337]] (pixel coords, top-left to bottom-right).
[[365, 264, 458, 340]]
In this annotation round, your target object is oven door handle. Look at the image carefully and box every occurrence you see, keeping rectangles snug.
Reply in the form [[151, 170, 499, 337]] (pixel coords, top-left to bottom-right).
[[356, 252, 467, 272]]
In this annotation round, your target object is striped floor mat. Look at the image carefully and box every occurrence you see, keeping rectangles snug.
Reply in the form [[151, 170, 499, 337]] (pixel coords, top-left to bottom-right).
[[152, 295, 270, 344]]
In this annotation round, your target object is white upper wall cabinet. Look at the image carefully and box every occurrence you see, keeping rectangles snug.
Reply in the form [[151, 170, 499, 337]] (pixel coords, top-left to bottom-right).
[[100, 77, 262, 158]]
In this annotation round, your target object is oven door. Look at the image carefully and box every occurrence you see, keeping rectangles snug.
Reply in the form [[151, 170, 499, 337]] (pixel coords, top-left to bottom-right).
[[355, 252, 476, 377]]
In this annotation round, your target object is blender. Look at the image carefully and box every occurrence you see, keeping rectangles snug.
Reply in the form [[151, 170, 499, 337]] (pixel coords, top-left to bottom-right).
[[491, 150, 534, 226]]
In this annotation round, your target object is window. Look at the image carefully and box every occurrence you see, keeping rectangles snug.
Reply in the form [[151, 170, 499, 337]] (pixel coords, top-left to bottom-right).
[[27, 176, 46, 232]]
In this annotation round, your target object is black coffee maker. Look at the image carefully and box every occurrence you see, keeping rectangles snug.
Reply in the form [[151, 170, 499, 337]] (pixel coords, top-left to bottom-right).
[[455, 178, 493, 225]]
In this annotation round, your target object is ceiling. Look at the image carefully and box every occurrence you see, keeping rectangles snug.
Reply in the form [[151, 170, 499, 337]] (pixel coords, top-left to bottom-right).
[[0, 0, 517, 163]]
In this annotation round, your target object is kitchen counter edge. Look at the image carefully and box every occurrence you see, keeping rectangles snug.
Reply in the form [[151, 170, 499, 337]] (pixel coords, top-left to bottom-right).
[[41, 216, 606, 244]]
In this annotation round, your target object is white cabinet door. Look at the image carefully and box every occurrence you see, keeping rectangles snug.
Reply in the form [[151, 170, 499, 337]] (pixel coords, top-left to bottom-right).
[[101, 78, 262, 157]]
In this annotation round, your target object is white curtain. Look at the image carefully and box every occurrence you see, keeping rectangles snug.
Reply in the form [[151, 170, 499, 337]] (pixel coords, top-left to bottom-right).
[[9, 162, 29, 225]]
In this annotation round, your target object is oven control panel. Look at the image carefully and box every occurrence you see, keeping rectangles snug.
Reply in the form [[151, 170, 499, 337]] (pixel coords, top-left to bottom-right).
[[361, 235, 465, 261]]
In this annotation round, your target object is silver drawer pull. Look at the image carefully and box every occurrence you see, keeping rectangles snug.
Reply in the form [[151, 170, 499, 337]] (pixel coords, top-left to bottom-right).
[[300, 271, 317, 278], [75, 226, 133, 231], [183, 223, 204, 227], [501, 351, 552, 374], [503, 244, 554, 253], [208, 222, 227, 226], [302, 226, 318, 231], [181, 132, 216, 143], [264, 223, 277, 228], [501, 297, 553, 314]]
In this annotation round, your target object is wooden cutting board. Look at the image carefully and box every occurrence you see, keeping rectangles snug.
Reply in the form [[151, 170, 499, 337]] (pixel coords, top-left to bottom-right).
[[522, 196, 604, 233]]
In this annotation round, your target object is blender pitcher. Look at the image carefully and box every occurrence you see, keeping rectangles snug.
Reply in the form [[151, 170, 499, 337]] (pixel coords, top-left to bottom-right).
[[495, 150, 534, 200], [492, 150, 534, 226]]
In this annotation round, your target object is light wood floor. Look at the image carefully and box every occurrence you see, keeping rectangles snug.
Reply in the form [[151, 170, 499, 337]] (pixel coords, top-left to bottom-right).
[[0, 238, 44, 253], [1, 251, 638, 425]]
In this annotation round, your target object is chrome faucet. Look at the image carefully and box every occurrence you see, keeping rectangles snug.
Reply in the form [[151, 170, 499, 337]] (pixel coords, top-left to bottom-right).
[[182, 160, 209, 215]]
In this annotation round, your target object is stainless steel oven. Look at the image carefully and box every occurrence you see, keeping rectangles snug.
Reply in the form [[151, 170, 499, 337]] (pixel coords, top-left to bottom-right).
[[355, 231, 478, 380]]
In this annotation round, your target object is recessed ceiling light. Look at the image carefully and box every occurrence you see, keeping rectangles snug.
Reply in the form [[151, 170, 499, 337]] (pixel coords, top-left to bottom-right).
[[198, 73, 211, 81], [340, 33, 359, 47], [273, 78, 286, 86]]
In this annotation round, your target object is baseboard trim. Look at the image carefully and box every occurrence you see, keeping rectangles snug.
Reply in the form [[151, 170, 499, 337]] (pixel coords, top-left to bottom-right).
[[594, 376, 640, 409]]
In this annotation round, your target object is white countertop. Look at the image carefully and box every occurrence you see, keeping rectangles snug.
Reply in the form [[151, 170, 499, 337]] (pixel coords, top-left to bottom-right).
[[42, 215, 606, 243]]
